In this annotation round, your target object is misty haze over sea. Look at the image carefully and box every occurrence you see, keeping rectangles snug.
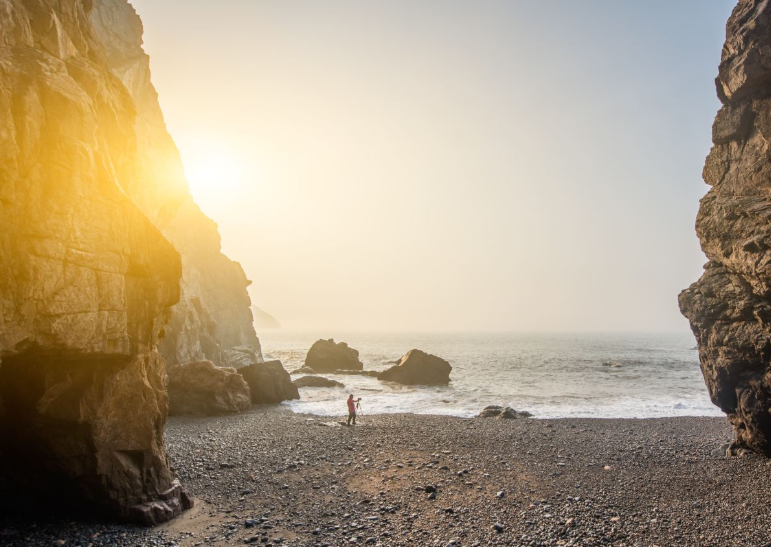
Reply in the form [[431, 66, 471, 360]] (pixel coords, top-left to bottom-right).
[[260, 331, 720, 420]]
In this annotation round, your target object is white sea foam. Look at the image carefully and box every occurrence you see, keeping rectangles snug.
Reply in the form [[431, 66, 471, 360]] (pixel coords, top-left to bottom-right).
[[259, 331, 723, 420]]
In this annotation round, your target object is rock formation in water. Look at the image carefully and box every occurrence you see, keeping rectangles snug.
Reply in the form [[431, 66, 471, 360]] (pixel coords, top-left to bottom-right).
[[89, 0, 262, 367], [305, 339, 363, 373], [680, 0, 771, 455], [294, 375, 346, 389], [378, 349, 452, 385], [239, 361, 300, 404], [168, 361, 251, 416], [0, 0, 262, 522]]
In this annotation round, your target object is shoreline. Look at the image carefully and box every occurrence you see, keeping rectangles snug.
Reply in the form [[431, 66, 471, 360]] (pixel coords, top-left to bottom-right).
[[6, 408, 771, 547]]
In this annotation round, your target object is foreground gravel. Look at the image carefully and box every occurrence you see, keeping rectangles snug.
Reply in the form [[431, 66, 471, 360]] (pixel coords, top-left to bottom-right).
[[3, 407, 771, 546]]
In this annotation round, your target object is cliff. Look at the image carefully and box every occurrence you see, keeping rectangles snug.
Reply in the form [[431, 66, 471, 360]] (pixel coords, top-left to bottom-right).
[[0, 0, 260, 522], [680, 0, 771, 455], [89, 0, 262, 367]]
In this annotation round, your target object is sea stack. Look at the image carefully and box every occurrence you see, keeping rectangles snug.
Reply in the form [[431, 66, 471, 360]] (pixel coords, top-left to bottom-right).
[[378, 349, 452, 385], [680, 0, 771, 455], [304, 339, 364, 373]]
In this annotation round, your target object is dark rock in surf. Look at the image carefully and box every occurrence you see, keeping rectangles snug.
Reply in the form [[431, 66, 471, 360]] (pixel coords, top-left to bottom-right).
[[294, 376, 345, 389], [478, 405, 532, 419], [377, 349, 451, 385], [239, 360, 300, 404], [333, 369, 380, 377], [305, 339, 363, 373]]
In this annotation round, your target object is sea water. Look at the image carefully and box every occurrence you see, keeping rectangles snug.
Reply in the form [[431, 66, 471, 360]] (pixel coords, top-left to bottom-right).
[[258, 331, 722, 420]]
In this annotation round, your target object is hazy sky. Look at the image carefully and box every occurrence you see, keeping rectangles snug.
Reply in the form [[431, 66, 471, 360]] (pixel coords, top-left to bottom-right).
[[130, 0, 735, 332]]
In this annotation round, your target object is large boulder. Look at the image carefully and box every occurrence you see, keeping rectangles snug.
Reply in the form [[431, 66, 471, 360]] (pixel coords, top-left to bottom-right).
[[680, 0, 771, 455], [305, 339, 363, 373], [239, 361, 300, 404], [377, 350, 452, 385], [294, 376, 346, 389], [167, 361, 252, 416]]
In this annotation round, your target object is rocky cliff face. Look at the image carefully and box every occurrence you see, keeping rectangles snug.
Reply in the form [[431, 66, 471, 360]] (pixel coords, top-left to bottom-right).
[[680, 0, 771, 455], [0, 0, 259, 521], [90, 0, 262, 367]]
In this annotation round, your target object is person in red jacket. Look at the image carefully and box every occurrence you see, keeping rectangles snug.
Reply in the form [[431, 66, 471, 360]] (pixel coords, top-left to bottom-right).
[[347, 394, 361, 426]]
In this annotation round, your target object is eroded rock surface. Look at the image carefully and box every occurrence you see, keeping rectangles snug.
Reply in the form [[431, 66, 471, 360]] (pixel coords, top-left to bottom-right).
[[0, 0, 190, 521], [680, 0, 771, 454], [378, 349, 452, 385], [168, 361, 251, 416], [89, 0, 263, 367], [305, 339, 363, 373], [239, 361, 300, 404]]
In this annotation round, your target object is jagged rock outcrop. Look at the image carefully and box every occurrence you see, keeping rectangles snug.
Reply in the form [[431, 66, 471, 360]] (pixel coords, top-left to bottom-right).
[[167, 361, 251, 416], [305, 339, 363, 373], [224, 345, 264, 369], [89, 0, 263, 367], [294, 375, 346, 389], [378, 349, 452, 385], [0, 0, 189, 522], [680, 0, 771, 455], [239, 361, 300, 404]]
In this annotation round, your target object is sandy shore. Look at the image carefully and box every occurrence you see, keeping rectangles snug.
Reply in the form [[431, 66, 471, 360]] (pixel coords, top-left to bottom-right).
[[2, 407, 770, 546]]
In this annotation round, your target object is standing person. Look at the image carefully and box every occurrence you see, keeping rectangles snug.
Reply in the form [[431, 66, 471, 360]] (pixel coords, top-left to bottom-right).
[[347, 394, 361, 426]]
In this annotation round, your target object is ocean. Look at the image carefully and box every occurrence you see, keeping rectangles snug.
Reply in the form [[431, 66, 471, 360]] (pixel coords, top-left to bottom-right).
[[258, 331, 722, 420]]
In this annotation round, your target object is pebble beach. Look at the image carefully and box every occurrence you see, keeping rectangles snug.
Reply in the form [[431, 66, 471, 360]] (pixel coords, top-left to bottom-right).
[[3, 407, 771, 547]]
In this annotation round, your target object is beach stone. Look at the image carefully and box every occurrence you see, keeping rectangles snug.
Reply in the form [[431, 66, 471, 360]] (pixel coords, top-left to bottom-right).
[[239, 361, 300, 404], [305, 339, 364, 373], [680, 0, 771, 456], [377, 349, 452, 385], [167, 361, 252, 416], [477, 405, 533, 419], [293, 366, 317, 375], [293, 376, 345, 389]]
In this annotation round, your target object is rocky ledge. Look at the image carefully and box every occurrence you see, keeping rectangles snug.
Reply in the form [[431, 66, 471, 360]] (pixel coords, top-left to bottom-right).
[[293, 376, 346, 389]]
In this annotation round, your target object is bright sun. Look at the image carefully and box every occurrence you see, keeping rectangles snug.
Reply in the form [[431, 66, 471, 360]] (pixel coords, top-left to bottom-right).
[[183, 152, 243, 204]]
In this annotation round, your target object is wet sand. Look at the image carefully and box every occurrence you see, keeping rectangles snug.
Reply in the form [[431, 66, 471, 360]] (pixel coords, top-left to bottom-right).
[[3, 407, 770, 546]]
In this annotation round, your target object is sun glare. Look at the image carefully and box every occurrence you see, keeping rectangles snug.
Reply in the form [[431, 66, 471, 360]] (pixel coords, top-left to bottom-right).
[[183, 151, 243, 204]]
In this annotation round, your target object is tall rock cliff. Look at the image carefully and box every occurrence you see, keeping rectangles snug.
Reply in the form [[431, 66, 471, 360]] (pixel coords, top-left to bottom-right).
[[681, 0, 771, 455], [89, 0, 262, 367], [0, 0, 260, 522]]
